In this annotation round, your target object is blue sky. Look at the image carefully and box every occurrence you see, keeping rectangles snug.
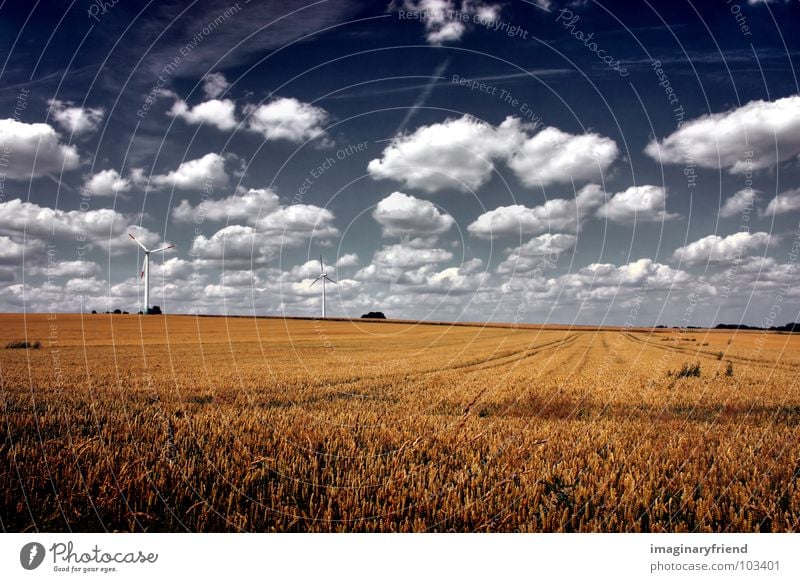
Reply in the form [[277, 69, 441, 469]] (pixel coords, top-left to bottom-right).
[[1, 0, 800, 326]]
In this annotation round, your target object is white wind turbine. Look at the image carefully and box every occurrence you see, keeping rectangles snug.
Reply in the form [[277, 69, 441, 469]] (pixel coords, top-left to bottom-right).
[[129, 233, 175, 314], [309, 255, 336, 318]]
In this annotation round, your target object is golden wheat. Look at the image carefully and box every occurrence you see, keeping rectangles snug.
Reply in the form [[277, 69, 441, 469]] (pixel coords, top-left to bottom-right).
[[0, 314, 798, 532]]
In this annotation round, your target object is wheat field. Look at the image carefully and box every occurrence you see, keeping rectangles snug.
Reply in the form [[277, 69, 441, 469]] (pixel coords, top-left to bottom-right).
[[1, 313, 798, 532]]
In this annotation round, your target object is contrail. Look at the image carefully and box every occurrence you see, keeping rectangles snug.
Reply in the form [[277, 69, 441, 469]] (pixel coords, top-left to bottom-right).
[[394, 58, 450, 135]]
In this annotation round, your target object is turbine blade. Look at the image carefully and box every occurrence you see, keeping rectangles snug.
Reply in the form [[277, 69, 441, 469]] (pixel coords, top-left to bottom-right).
[[309, 276, 322, 287], [140, 256, 147, 279], [129, 232, 147, 251], [151, 244, 175, 253], [326, 275, 337, 284], [319, 255, 324, 273]]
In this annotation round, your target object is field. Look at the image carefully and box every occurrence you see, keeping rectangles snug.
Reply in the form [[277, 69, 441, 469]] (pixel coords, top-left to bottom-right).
[[1, 313, 799, 532]]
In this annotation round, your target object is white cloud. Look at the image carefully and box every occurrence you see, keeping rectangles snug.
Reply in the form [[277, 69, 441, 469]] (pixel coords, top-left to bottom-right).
[[0, 198, 162, 257], [597, 185, 679, 224], [83, 169, 132, 197], [203, 72, 230, 99], [555, 259, 691, 303], [255, 204, 339, 243], [645, 95, 800, 173], [191, 225, 272, 265], [29, 260, 101, 278], [355, 240, 453, 284], [172, 187, 280, 224], [0, 118, 80, 179], [0, 235, 45, 266], [720, 188, 759, 218], [672, 231, 772, 267], [190, 202, 339, 266], [47, 99, 105, 136], [373, 242, 453, 269], [367, 115, 520, 193], [336, 253, 359, 268], [150, 257, 194, 279], [168, 98, 238, 131], [408, 265, 489, 295], [245, 97, 330, 144], [368, 115, 618, 193], [151, 153, 229, 190], [398, 0, 501, 45], [497, 233, 577, 274], [468, 183, 605, 238], [506, 126, 619, 187], [373, 191, 455, 237], [763, 187, 800, 216]]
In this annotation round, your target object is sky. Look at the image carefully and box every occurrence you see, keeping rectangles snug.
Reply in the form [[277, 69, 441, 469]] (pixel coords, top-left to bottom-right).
[[1, 0, 799, 326]]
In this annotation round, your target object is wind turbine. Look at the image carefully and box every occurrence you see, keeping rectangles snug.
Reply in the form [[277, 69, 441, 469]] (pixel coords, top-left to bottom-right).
[[309, 255, 336, 318], [129, 233, 174, 314]]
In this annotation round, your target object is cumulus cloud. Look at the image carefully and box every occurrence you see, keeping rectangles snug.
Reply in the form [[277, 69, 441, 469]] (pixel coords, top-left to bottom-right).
[[30, 260, 101, 278], [373, 191, 455, 237], [255, 204, 339, 243], [150, 153, 229, 190], [0, 198, 162, 257], [172, 187, 280, 224], [190, 207, 338, 266], [191, 225, 272, 266], [245, 97, 330, 144], [150, 257, 194, 279], [336, 253, 359, 268], [0, 235, 46, 266], [203, 72, 230, 99], [597, 185, 679, 224], [555, 259, 691, 304], [763, 187, 800, 216], [468, 184, 605, 238], [168, 98, 238, 131], [506, 126, 619, 187], [720, 188, 759, 218], [496, 233, 577, 274], [672, 231, 772, 267], [367, 115, 516, 193], [396, 0, 501, 44], [0, 118, 80, 179], [47, 99, 105, 136], [178, 186, 338, 262], [368, 115, 618, 193], [83, 168, 134, 197], [645, 95, 800, 173], [356, 240, 453, 284], [407, 264, 490, 295]]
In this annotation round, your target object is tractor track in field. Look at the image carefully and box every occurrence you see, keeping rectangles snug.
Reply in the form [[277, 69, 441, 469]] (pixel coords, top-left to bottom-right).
[[288, 333, 580, 404]]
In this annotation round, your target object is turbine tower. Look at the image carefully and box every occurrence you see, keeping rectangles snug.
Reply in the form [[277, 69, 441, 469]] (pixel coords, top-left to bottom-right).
[[309, 255, 336, 318], [129, 233, 174, 314]]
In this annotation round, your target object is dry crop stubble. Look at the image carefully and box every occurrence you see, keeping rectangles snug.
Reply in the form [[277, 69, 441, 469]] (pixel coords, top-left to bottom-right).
[[1, 314, 798, 532]]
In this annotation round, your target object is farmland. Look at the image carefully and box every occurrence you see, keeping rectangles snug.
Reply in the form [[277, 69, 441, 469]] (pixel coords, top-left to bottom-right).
[[1, 313, 798, 532]]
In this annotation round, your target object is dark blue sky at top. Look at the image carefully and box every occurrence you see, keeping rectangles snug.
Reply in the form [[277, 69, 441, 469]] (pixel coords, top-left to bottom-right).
[[1, 0, 799, 325]]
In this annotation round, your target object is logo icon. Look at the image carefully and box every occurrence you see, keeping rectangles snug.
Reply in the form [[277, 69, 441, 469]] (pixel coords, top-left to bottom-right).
[[20, 542, 46, 570]]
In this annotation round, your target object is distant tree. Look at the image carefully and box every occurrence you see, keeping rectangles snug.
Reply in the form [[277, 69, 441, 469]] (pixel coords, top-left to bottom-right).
[[122, 311, 129, 314], [147, 306, 163, 315], [113, 309, 122, 315], [138, 311, 143, 315], [361, 311, 386, 319], [91, 310, 97, 314]]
